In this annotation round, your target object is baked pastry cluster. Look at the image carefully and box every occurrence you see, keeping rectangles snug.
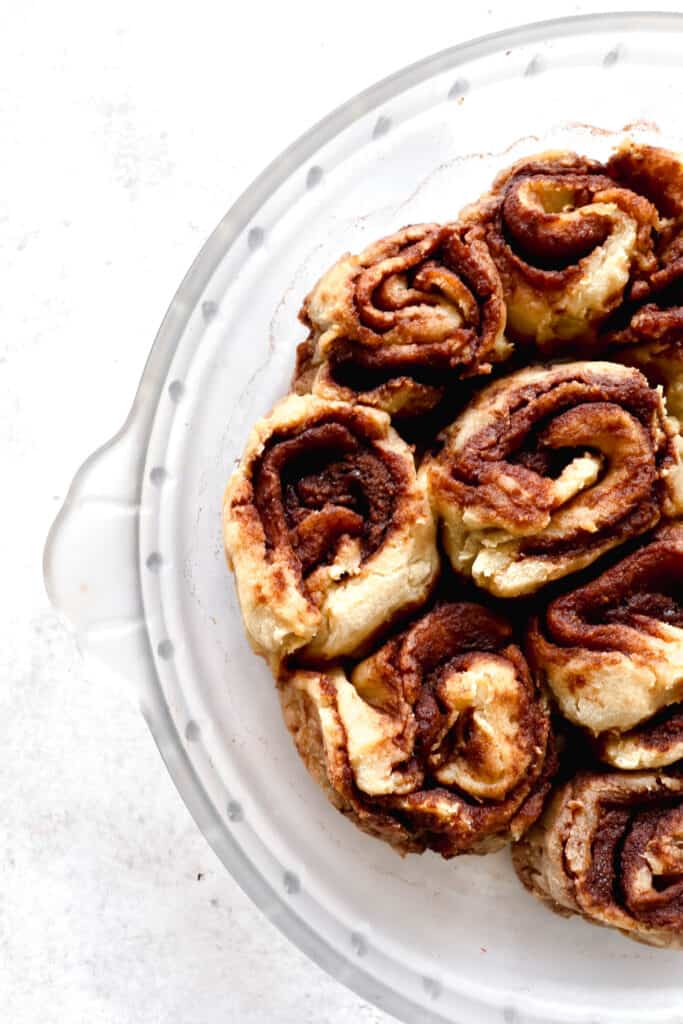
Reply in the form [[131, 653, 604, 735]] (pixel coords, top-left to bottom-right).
[[224, 141, 683, 949]]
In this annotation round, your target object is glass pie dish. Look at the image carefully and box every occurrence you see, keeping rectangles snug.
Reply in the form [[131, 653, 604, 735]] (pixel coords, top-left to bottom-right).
[[44, 13, 683, 1024]]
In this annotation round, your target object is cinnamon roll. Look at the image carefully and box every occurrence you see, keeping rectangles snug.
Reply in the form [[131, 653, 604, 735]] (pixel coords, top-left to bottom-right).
[[615, 337, 683, 424], [607, 141, 683, 337], [294, 223, 510, 417], [223, 394, 439, 666], [512, 770, 683, 949], [528, 523, 683, 769], [280, 601, 554, 857], [426, 361, 683, 598], [461, 151, 658, 349], [604, 144, 683, 417]]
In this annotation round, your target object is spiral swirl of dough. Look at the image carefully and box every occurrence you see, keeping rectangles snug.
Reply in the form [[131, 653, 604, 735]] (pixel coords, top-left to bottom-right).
[[461, 151, 658, 349], [224, 394, 438, 666], [280, 602, 553, 857], [295, 223, 509, 417], [426, 361, 682, 597], [528, 522, 683, 769], [513, 770, 683, 949], [605, 143, 683, 421]]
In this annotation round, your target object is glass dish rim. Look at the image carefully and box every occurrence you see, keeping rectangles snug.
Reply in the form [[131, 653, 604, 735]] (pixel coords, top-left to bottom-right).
[[44, 12, 683, 1024]]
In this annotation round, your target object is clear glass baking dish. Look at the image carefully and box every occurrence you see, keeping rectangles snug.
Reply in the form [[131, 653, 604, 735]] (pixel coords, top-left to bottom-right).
[[44, 13, 683, 1023]]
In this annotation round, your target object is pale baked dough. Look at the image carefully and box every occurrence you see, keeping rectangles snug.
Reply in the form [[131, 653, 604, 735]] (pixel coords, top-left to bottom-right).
[[279, 602, 552, 857], [224, 394, 438, 667], [426, 361, 683, 597], [512, 771, 683, 949], [296, 223, 510, 416], [533, 624, 683, 759], [616, 338, 683, 423], [528, 522, 683, 769], [460, 150, 658, 348], [500, 189, 646, 345]]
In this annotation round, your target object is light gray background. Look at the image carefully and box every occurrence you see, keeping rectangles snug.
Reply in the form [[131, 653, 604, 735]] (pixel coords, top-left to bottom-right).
[[4, 2, 679, 1021]]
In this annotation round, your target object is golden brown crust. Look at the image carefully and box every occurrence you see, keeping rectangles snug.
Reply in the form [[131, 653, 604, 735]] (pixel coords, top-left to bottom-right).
[[223, 394, 439, 667], [607, 141, 683, 220], [614, 336, 683, 424], [602, 143, 683, 354], [512, 770, 683, 949], [294, 223, 510, 417], [528, 522, 683, 769], [426, 361, 683, 597], [461, 150, 659, 350], [280, 602, 555, 857]]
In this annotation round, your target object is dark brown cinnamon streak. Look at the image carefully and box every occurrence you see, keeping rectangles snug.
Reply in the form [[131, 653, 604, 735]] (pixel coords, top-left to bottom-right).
[[528, 522, 683, 768], [294, 223, 510, 417], [280, 601, 555, 857], [224, 395, 438, 666], [512, 770, 683, 949], [426, 361, 683, 597], [461, 150, 658, 350], [602, 144, 683, 418]]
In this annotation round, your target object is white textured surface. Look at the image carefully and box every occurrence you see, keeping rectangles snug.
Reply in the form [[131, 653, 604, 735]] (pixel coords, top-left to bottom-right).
[[3, 2, 678, 1021]]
